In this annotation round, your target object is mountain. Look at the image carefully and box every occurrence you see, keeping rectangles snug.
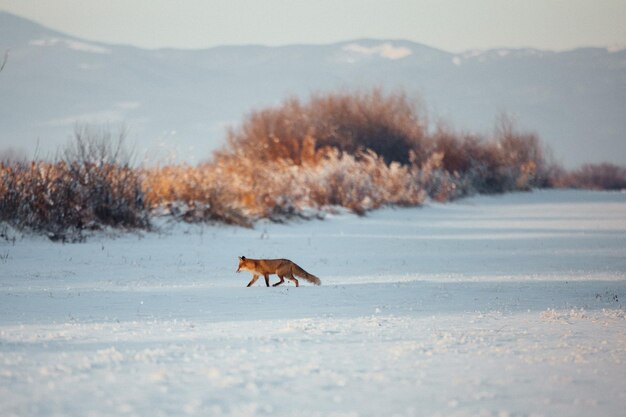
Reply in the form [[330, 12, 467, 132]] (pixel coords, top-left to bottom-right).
[[1, 11, 624, 166]]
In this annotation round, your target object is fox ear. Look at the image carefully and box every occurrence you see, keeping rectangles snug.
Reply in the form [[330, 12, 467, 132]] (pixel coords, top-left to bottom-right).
[[239, 256, 245, 260]]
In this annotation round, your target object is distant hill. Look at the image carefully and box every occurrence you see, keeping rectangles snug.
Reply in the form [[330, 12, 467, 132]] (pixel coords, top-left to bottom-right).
[[1, 11, 624, 166]]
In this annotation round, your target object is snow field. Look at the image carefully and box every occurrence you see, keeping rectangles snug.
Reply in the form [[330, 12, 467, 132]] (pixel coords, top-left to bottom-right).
[[1, 190, 625, 416]]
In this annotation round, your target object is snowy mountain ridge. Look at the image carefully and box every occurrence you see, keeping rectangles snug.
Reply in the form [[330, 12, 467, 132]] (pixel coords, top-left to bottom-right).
[[1, 11, 624, 166]]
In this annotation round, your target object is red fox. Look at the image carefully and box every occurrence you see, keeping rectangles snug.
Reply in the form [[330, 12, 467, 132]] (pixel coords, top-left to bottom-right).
[[236, 256, 321, 287]]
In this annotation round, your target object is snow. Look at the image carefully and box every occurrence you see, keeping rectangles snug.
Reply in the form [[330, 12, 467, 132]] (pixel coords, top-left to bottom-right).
[[1, 190, 625, 417], [45, 101, 140, 127], [342, 43, 413, 60], [607, 44, 626, 53], [29, 37, 112, 54]]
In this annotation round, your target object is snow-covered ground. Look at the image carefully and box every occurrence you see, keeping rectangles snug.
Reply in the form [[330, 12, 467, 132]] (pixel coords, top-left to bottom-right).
[[1, 190, 625, 417]]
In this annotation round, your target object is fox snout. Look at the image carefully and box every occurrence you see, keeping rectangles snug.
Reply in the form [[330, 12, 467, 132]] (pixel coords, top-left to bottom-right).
[[236, 255, 246, 273]]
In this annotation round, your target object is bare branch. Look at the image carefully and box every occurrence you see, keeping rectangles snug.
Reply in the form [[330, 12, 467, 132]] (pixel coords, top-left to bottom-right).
[[0, 50, 8, 73]]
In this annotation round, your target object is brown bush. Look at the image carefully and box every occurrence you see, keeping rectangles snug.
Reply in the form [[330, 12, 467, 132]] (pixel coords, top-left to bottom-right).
[[0, 127, 148, 240], [212, 90, 554, 207], [141, 163, 251, 227], [555, 163, 626, 190], [143, 142, 426, 224], [218, 88, 429, 165], [431, 116, 549, 195]]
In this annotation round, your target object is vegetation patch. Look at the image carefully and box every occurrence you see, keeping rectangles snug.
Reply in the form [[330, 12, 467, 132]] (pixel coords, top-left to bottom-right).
[[1, 89, 623, 238]]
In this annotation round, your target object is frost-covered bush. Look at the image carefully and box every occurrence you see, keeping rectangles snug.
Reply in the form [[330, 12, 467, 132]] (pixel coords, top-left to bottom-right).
[[0, 126, 148, 240], [143, 144, 426, 224], [141, 163, 251, 227], [262, 148, 426, 216]]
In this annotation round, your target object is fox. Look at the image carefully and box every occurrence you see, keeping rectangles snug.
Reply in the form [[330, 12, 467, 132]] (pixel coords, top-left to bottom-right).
[[236, 256, 321, 287]]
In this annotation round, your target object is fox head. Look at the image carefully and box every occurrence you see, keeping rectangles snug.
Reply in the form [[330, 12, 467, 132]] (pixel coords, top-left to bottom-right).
[[236, 256, 248, 273]]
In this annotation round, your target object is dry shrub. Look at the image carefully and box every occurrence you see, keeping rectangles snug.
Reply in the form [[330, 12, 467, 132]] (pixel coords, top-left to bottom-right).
[[141, 163, 251, 227], [431, 116, 549, 196], [284, 148, 426, 215], [0, 126, 148, 240], [0, 160, 147, 240], [219, 90, 552, 205], [555, 163, 626, 190], [143, 91, 554, 224], [219, 88, 429, 165], [143, 142, 426, 223]]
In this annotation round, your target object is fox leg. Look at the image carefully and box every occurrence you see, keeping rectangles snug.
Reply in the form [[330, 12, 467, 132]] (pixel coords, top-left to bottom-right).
[[247, 274, 260, 287], [264, 273, 270, 287], [272, 275, 285, 287], [287, 272, 299, 287]]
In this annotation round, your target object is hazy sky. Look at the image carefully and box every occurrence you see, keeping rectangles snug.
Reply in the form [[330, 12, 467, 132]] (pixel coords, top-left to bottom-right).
[[1, 0, 625, 52]]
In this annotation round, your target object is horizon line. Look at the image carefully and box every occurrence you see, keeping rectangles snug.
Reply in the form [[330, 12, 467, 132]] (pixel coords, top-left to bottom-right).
[[2, 10, 624, 55]]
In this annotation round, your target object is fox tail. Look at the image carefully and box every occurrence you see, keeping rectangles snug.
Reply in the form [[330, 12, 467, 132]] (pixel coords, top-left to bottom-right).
[[293, 264, 321, 286]]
